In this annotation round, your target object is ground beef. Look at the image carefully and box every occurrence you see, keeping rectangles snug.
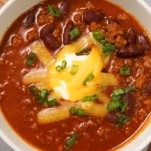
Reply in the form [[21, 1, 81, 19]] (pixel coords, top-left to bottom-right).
[[89, 22, 101, 31], [37, 8, 54, 25], [135, 63, 146, 89], [143, 56, 151, 68], [53, 27, 62, 42], [117, 13, 129, 21], [11, 35, 23, 46], [26, 29, 39, 42], [74, 13, 85, 26], [107, 54, 125, 73], [103, 22, 127, 48], [86, 1, 95, 9]]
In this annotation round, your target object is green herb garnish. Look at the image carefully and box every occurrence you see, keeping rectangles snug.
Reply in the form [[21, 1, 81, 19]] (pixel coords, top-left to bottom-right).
[[29, 85, 40, 96], [124, 85, 135, 93], [26, 52, 37, 66], [69, 27, 80, 40], [70, 64, 79, 75], [29, 85, 55, 106], [102, 43, 115, 57], [47, 98, 58, 107], [93, 31, 104, 42], [113, 88, 125, 96], [69, 106, 79, 114], [83, 73, 95, 86], [69, 107, 85, 116], [56, 60, 67, 72], [93, 31, 115, 57], [107, 85, 135, 128], [120, 66, 131, 75], [65, 133, 78, 149], [48, 4, 61, 17], [29, 85, 49, 105], [82, 94, 98, 102], [117, 114, 129, 128]]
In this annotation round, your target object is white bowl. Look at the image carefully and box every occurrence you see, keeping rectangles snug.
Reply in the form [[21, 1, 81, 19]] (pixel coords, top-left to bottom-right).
[[0, 0, 151, 151]]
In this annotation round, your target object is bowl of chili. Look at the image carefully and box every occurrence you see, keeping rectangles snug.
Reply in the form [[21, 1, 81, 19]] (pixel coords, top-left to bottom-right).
[[0, 0, 151, 151]]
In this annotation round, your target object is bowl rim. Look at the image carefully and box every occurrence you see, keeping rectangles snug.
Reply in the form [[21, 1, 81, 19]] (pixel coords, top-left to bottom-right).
[[0, 0, 151, 151]]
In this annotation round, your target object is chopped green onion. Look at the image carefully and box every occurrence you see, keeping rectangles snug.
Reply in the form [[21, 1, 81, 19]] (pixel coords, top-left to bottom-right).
[[107, 85, 135, 127], [69, 27, 80, 40], [102, 43, 115, 57], [56, 66, 62, 72], [82, 94, 97, 102], [117, 114, 129, 128], [83, 73, 95, 86], [47, 98, 58, 107], [29, 85, 40, 96], [62, 60, 67, 68], [65, 133, 78, 149], [93, 31, 115, 57], [56, 60, 67, 72], [48, 4, 61, 17], [107, 99, 128, 113], [75, 48, 90, 56], [111, 95, 121, 102], [70, 64, 79, 75], [36, 97, 46, 105], [29, 85, 49, 105], [37, 89, 49, 105], [107, 100, 121, 111], [77, 109, 85, 116], [108, 85, 136, 112], [40, 89, 49, 99], [100, 40, 106, 45], [124, 85, 135, 93], [119, 100, 128, 113], [113, 88, 125, 96], [93, 31, 104, 42], [26, 52, 37, 66], [69, 106, 78, 114], [69, 107, 85, 116], [120, 66, 131, 75]]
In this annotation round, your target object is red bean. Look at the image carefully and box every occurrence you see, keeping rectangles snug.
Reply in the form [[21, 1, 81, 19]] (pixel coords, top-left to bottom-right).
[[59, 1, 70, 18], [116, 46, 144, 58], [138, 34, 151, 50], [25, 13, 35, 26], [63, 20, 74, 45], [40, 24, 55, 39], [106, 113, 117, 124], [122, 93, 135, 117], [43, 36, 60, 50], [127, 28, 136, 45], [83, 10, 106, 24]]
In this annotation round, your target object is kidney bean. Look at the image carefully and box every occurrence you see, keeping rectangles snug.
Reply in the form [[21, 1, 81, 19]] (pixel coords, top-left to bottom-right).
[[127, 28, 136, 45], [25, 13, 35, 26], [116, 46, 144, 58], [40, 24, 55, 39], [83, 10, 106, 24], [106, 113, 117, 124], [59, 1, 70, 18], [122, 93, 135, 117], [43, 35, 60, 50], [138, 34, 151, 50], [146, 80, 151, 94], [63, 20, 74, 45]]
